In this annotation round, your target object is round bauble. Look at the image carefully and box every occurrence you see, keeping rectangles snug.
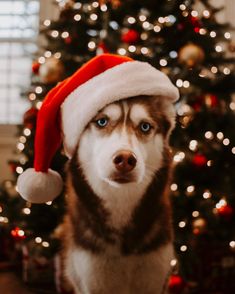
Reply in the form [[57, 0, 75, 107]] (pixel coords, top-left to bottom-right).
[[32, 62, 40, 74], [178, 43, 205, 67], [169, 274, 185, 293], [217, 204, 234, 220], [192, 154, 207, 167], [39, 57, 64, 84], [121, 29, 139, 44], [23, 107, 38, 129]]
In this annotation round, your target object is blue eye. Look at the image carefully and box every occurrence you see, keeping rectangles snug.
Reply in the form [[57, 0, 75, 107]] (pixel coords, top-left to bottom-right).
[[96, 118, 108, 127], [140, 122, 151, 133]]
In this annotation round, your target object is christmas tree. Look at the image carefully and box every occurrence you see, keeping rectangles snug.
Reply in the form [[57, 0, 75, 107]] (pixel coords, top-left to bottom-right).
[[0, 0, 235, 293]]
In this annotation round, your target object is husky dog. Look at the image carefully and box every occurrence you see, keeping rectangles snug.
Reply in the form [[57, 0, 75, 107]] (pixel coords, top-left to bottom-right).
[[62, 95, 176, 294]]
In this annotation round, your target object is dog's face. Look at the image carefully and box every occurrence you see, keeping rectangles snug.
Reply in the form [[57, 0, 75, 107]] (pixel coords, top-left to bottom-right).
[[77, 96, 175, 197]]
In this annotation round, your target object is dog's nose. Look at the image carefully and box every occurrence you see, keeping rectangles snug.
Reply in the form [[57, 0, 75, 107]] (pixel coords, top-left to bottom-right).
[[113, 150, 137, 173]]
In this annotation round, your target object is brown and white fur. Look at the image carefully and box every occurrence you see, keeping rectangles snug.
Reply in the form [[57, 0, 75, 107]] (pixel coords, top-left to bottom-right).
[[62, 95, 176, 294]]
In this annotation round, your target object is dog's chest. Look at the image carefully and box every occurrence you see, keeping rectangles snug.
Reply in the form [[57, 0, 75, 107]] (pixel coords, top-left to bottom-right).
[[66, 243, 174, 294]]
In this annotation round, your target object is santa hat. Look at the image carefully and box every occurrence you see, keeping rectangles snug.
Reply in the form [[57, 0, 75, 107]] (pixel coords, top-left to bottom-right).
[[17, 54, 179, 203]]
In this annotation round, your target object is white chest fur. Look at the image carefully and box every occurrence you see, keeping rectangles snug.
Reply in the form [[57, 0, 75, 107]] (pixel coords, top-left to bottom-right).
[[65, 243, 174, 294]]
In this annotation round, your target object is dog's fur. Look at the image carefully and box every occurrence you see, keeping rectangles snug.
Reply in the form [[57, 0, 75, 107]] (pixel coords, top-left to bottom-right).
[[61, 95, 176, 294]]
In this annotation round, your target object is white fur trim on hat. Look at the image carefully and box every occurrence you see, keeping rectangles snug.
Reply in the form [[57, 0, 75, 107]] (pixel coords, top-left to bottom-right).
[[61, 61, 179, 157], [17, 168, 63, 203]]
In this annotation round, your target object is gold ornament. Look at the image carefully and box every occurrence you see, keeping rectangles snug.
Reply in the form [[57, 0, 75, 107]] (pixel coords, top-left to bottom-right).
[[39, 57, 64, 84], [99, 0, 121, 8], [178, 43, 205, 67]]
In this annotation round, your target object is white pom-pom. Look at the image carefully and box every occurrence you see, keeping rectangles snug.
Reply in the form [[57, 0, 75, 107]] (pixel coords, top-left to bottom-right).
[[17, 168, 63, 203]]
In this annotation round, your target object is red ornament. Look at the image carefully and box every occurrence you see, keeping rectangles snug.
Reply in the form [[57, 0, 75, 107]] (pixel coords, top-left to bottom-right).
[[11, 227, 26, 241], [121, 29, 139, 44], [98, 42, 109, 54], [192, 154, 207, 167], [23, 107, 38, 129], [189, 16, 201, 28], [169, 274, 185, 293], [64, 37, 72, 44], [217, 204, 234, 220], [32, 62, 40, 74]]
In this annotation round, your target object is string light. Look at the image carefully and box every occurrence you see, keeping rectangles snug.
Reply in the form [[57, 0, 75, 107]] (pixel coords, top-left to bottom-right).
[[46, 201, 52, 205], [189, 140, 198, 151], [223, 138, 230, 146], [232, 147, 235, 154], [183, 80, 190, 88], [43, 19, 51, 26], [74, 2, 82, 9], [191, 10, 198, 17], [100, 4, 107, 11], [17, 143, 25, 151], [182, 11, 189, 17], [139, 15, 147, 22], [179, 4, 186, 10], [203, 190, 212, 199], [140, 33, 148, 40], [192, 211, 200, 217], [74, 14, 81, 21], [44, 51, 52, 58], [203, 10, 210, 18], [92, 1, 99, 8], [153, 25, 161, 33], [90, 13, 98, 21], [211, 66, 218, 74], [199, 28, 207, 35], [127, 17, 136, 24], [230, 241, 235, 249], [51, 30, 59, 38], [23, 208, 31, 215], [35, 86, 43, 94], [224, 32, 231, 39], [35, 237, 42, 244], [38, 56, 46, 64], [179, 221, 186, 228], [16, 167, 23, 174], [19, 136, 26, 143], [159, 59, 167, 66], [205, 131, 213, 140], [216, 198, 227, 209], [210, 31, 216, 38], [118, 48, 127, 55], [61, 31, 69, 38], [171, 183, 178, 191], [158, 17, 165, 24], [187, 185, 195, 193], [169, 51, 177, 58], [128, 45, 136, 53], [88, 41, 96, 50], [230, 102, 235, 110], [217, 132, 224, 140], [180, 245, 187, 252], [176, 79, 183, 87], [0, 216, 8, 223], [171, 259, 177, 267], [141, 47, 149, 55], [143, 21, 151, 29], [23, 128, 31, 136], [215, 45, 222, 52], [173, 151, 185, 162], [207, 160, 212, 167], [223, 68, 230, 75], [42, 241, 50, 248], [54, 52, 61, 59], [36, 101, 43, 109]]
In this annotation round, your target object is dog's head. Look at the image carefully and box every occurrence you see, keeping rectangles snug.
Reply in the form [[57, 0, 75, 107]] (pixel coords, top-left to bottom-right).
[[76, 95, 175, 196]]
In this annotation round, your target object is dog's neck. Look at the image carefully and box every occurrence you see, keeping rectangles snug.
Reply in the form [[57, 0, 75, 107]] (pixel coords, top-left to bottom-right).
[[66, 148, 173, 255]]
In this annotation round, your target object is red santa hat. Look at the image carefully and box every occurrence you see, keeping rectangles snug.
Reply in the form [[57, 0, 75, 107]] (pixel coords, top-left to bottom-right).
[[17, 54, 179, 203]]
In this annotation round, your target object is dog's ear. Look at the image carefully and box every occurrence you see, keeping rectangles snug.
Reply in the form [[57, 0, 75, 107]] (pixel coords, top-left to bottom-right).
[[155, 96, 177, 137]]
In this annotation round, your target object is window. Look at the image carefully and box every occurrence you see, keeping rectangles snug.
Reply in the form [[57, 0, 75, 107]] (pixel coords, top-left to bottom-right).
[[0, 0, 39, 124]]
